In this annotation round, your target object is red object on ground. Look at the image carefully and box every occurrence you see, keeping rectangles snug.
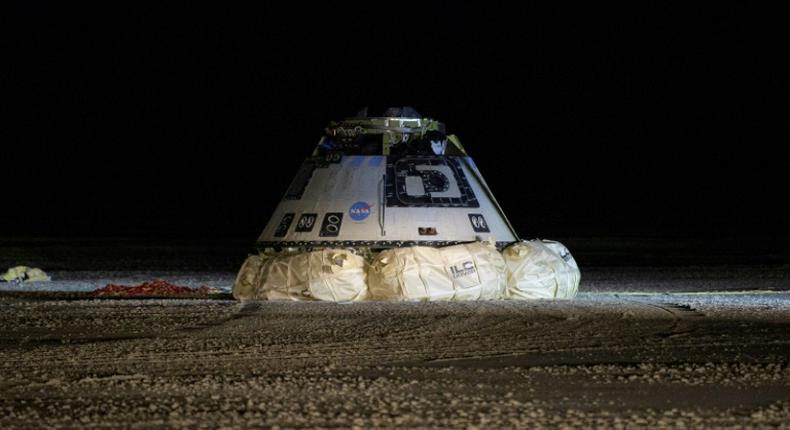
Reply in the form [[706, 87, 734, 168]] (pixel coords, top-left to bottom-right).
[[93, 279, 214, 297]]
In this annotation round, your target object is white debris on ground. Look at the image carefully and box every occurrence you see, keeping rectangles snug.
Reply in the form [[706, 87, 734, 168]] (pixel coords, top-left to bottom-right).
[[0, 271, 235, 292], [1, 266, 50, 282]]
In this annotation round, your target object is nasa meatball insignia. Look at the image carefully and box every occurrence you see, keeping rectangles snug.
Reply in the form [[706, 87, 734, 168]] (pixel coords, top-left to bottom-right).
[[349, 201, 373, 222]]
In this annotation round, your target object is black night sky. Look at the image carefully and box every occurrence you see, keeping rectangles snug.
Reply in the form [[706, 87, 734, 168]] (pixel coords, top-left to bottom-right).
[[4, 4, 789, 242]]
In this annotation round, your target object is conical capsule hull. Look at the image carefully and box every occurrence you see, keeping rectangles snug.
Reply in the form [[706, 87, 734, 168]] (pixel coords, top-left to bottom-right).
[[256, 154, 517, 250]]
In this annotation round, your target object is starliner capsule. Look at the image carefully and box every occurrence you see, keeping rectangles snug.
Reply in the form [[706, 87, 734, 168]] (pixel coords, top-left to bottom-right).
[[233, 107, 580, 302], [256, 107, 519, 250]]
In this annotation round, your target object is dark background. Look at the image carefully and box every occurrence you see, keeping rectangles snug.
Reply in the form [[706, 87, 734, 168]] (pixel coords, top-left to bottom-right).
[[3, 4, 789, 243]]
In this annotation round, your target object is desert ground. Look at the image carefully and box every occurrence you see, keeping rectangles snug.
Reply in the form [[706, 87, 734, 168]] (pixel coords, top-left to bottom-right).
[[1, 238, 789, 428]]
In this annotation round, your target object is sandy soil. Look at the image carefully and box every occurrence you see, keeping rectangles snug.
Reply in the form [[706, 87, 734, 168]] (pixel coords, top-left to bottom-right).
[[2, 263, 789, 295], [1, 291, 789, 428], [2, 239, 788, 427]]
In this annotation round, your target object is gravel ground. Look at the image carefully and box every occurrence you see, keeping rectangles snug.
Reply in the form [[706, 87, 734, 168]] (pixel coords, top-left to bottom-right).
[[1, 291, 789, 428], [2, 264, 789, 295], [1, 240, 789, 427]]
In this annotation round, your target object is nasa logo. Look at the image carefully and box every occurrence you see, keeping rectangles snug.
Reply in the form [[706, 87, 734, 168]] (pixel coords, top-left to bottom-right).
[[349, 201, 372, 221]]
